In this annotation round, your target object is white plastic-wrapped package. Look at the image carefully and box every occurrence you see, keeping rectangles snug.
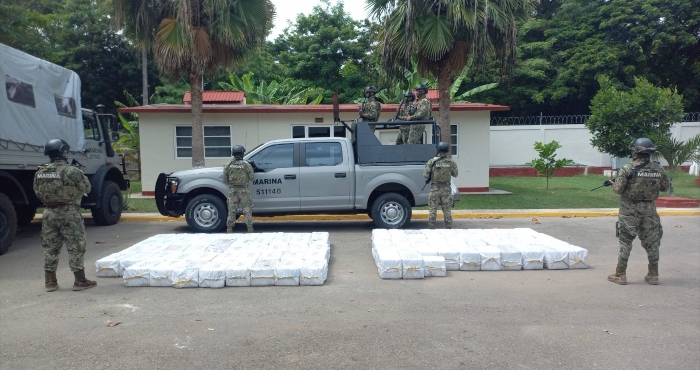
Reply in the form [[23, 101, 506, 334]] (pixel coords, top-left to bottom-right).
[[372, 229, 390, 241], [374, 248, 403, 279], [308, 242, 330, 261], [123, 261, 151, 287], [119, 251, 158, 274], [300, 259, 328, 285], [423, 255, 446, 277], [499, 245, 523, 270], [457, 244, 481, 271], [95, 252, 124, 277], [274, 260, 301, 286], [398, 251, 425, 279], [199, 260, 229, 288], [149, 260, 179, 287], [476, 245, 502, 271], [171, 261, 200, 288], [513, 245, 545, 270], [436, 245, 460, 271], [415, 242, 439, 257], [225, 259, 254, 287], [548, 244, 588, 269], [250, 260, 278, 286], [540, 246, 569, 270]]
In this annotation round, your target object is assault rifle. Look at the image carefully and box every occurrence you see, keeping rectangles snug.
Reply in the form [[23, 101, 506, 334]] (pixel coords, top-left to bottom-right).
[[394, 98, 405, 120], [590, 160, 650, 191], [422, 156, 447, 190], [359, 96, 367, 118]]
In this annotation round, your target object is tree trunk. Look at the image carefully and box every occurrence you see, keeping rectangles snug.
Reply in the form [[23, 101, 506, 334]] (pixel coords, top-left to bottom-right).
[[141, 47, 148, 106], [437, 60, 451, 155], [189, 70, 205, 169]]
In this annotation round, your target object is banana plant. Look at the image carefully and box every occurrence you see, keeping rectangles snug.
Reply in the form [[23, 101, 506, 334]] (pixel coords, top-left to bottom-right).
[[219, 72, 322, 105]]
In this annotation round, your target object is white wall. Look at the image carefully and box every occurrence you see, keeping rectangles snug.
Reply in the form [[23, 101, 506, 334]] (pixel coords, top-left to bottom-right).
[[139, 110, 492, 192], [490, 121, 700, 167]]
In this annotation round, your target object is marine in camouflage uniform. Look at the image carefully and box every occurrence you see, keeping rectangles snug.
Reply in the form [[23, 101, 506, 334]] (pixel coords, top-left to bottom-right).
[[359, 86, 382, 132], [33, 138, 95, 292], [607, 138, 669, 285], [395, 91, 416, 145], [424, 142, 459, 229], [223, 145, 255, 233], [406, 84, 432, 144]]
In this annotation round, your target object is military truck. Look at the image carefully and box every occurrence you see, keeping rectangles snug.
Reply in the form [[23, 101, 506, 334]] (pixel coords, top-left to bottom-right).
[[155, 115, 459, 232], [0, 43, 129, 254]]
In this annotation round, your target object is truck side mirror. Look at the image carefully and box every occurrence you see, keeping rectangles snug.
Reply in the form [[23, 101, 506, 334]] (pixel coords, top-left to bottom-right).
[[249, 161, 264, 173]]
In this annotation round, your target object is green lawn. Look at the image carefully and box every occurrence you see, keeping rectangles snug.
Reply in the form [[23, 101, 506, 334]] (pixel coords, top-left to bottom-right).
[[123, 172, 700, 213]]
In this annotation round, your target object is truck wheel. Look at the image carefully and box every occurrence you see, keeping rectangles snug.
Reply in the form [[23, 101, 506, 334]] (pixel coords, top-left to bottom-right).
[[0, 193, 17, 255], [185, 194, 227, 233], [370, 193, 412, 229], [91, 181, 123, 226], [15, 204, 37, 226]]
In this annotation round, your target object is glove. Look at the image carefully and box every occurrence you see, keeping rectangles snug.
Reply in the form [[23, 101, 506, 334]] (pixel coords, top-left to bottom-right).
[[603, 179, 614, 186]]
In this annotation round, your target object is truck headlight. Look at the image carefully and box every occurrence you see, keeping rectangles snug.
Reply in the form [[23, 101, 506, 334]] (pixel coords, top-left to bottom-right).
[[167, 178, 179, 193]]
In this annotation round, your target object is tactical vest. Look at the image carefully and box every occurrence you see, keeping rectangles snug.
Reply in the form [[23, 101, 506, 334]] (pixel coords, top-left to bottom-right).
[[225, 160, 249, 186], [625, 163, 663, 201], [432, 158, 452, 184], [34, 163, 74, 204]]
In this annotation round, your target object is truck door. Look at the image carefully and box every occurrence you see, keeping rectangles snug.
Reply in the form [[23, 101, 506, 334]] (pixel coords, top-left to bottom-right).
[[247, 143, 300, 212], [299, 141, 352, 210]]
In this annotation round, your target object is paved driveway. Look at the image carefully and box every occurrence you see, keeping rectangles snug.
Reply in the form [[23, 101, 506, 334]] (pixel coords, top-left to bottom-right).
[[1, 216, 698, 370]]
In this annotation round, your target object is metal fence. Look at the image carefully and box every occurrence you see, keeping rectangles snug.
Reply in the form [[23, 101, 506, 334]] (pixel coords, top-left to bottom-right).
[[490, 112, 700, 126]]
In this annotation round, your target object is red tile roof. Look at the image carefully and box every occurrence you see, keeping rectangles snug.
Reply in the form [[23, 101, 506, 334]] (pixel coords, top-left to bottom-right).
[[183, 91, 245, 104]]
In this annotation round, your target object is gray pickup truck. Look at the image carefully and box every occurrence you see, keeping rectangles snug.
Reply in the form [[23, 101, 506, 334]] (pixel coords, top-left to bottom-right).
[[155, 120, 458, 232]]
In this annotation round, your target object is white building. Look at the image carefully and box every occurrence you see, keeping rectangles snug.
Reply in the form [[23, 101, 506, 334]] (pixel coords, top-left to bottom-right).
[[120, 99, 509, 195]]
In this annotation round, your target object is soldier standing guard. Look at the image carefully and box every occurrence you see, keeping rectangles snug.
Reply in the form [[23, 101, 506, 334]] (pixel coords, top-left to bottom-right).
[[33, 138, 96, 292], [606, 138, 669, 285], [406, 84, 432, 144], [223, 145, 255, 233], [359, 85, 382, 132], [424, 142, 459, 229], [395, 91, 416, 145]]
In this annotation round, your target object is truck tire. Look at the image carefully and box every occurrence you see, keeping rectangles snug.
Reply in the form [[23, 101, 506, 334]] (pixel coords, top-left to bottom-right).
[[15, 204, 37, 226], [370, 192, 412, 229], [0, 193, 17, 255], [91, 181, 123, 226], [185, 194, 227, 233]]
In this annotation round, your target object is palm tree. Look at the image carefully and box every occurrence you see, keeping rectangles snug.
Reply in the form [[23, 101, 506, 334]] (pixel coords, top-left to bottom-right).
[[113, 0, 275, 168], [111, 0, 160, 106], [367, 0, 534, 145]]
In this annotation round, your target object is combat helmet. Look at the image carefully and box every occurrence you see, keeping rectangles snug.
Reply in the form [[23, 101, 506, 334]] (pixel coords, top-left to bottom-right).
[[629, 138, 655, 155], [404, 91, 416, 101], [364, 86, 378, 96], [415, 84, 428, 95], [437, 141, 450, 153], [44, 139, 70, 158], [232, 145, 246, 157]]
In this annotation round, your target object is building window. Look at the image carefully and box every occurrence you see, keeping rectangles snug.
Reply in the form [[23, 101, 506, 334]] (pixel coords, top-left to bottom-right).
[[292, 125, 346, 138], [175, 126, 232, 158], [450, 124, 458, 156]]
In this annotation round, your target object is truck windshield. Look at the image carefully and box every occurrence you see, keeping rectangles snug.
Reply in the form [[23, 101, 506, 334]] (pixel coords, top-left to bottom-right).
[[83, 112, 100, 141]]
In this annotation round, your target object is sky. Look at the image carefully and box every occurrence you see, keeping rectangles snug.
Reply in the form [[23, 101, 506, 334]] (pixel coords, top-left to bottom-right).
[[268, 0, 369, 40]]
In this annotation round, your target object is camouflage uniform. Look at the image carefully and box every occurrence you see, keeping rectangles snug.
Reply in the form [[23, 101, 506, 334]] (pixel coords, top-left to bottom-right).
[[395, 102, 415, 145], [424, 153, 458, 229], [407, 96, 432, 144], [33, 158, 91, 273], [610, 154, 668, 284], [223, 157, 255, 232], [360, 96, 382, 132]]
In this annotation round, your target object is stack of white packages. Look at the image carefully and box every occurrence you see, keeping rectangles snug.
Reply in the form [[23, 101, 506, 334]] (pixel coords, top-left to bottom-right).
[[95, 232, 330, 288], [370, 228, 588, 279]]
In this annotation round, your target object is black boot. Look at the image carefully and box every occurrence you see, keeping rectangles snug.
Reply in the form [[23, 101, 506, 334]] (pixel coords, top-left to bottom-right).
[[45, 271, 58, 292], [73, 270, 97, 291]]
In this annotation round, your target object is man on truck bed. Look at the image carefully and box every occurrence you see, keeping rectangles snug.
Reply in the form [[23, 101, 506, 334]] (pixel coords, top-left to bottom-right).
[[406, 84, 432, 144], [33, 139, 97, 292]]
